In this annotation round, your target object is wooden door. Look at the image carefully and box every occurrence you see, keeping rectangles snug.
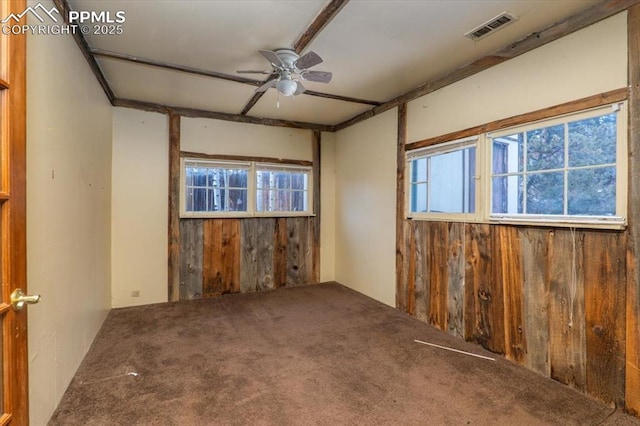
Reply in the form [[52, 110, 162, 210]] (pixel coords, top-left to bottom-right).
[[0, 0, 30, 423]]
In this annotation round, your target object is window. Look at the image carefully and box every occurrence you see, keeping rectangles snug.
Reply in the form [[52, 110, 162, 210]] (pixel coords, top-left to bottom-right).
[[405, 101, 627, 229], [256, 165, 310, 213], [489, 103, 626, 226], [184, 161, 249, 213], [407, 138, 478, 221], [181, 158, 312, 217]]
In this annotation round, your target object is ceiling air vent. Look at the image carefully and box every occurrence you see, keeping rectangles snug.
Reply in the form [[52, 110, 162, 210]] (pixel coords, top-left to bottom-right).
[[464, 12, 518, 41]]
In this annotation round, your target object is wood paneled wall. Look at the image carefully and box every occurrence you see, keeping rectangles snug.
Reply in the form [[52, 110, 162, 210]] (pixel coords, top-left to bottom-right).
[[179, 217, 318, 300], [399, 221, 628, 406]]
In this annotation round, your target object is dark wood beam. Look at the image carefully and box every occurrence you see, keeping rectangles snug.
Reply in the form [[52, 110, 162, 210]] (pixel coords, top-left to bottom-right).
[[395, 103, 407, 312], [52, 0, 115, 104], [180, 151, 313, 167], [241, 0, 350, 116], [93, 48, 381, 107], [293, 0, 349, 53], [304, 90, 381, 106], [312, 130, 321, 283], [92, 48, 263, 87], [113, 98, 335, 132], [168, 113, 181, 302], [626, 3, 640, 416], [334, 0, 639, 132]]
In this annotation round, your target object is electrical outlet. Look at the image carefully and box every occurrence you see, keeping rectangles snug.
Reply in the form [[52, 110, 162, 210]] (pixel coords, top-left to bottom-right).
[[131, 290, 140, 297]]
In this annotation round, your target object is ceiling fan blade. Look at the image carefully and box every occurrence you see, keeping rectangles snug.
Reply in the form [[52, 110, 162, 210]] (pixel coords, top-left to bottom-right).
[[255, 79, 277, 93], [301, 70, 332, 83], [237, 70, 273, 75], [294, 81, 306, 96], [294, 51, 322, 70], [259, 50, 284, 68]]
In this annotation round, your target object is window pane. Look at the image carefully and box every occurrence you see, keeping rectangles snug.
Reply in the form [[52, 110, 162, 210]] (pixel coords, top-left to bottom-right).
[[568, 113, 616, 167], [568, 167, 615, 215], [411, 183, 427, 213], [255, 168, 310, 212], [527, 124, 564, 171], [492, 175, 523, 214], [429, 149, 474, 213], [412, 158, 427, 182], [526, 172, 564, 214], [493, 134, 523, 174], [191, 188, 207, 212]]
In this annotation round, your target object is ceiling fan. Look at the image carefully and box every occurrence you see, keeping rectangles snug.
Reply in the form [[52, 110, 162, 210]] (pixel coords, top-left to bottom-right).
[[237, 49, 332, 97]]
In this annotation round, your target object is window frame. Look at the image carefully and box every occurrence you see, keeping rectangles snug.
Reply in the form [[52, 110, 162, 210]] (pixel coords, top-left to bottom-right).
[[180, 157, 313, 218], [405, 136, 485, 223], [487, 102, 627, 229], [405, 101, 628, 230]]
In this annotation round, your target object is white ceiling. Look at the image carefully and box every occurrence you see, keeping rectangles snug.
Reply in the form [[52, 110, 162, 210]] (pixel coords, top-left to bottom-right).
[[69, 0, 603, 126]]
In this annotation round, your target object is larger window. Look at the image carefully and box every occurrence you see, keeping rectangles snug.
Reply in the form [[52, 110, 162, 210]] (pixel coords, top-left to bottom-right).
[[181, 158, 312, 217], [489, 104, 626, 226], [406, 101, 627, 229]]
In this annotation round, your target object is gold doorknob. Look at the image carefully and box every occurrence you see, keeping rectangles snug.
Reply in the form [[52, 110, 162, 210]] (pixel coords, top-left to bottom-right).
[[10, 289, 41, 311]]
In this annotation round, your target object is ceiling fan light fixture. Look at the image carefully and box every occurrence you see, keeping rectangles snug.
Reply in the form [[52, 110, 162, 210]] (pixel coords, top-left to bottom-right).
[[276, 78, 297, 96]]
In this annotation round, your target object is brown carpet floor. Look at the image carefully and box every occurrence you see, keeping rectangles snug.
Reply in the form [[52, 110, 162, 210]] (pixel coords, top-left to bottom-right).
[[49, 282, 639, 425]]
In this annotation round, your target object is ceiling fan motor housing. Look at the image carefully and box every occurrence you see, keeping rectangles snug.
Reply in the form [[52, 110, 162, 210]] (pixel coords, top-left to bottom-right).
[[274, 49, 300, 71]]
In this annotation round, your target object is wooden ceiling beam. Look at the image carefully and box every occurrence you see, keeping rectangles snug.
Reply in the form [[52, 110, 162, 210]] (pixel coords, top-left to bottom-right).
[[92, 48, 263, 87], [52, 0, 115, 104], [240, 0, 350, 116], [293, 0, 350, 53], [334, 0, 640, 132], [114, 98, 336, 132]]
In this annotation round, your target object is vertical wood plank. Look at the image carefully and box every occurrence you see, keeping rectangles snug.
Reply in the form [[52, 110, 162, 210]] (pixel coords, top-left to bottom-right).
[[428, 222, 448, 331], [627, 3, 640, 415], [274, 218, 288, 287], [179, 219, 203, 300], [413, 221, 430, 323], [240, 219, 259, 293], [203, 220, 223, 297], [447, 222, 465, 339], [312, 131, 321, 283], [222, 219, 241, 294], [396, 103, 408, 311], [168, 113, 181, 301], [464, 224, 493, 347], [584, 231, 626, 406], [406, 221, 416, 316], [203, 219, 241, 296], [495, 226, 525, 364], [286, 217, 309, 286], [521, 228, 551, 377], [548, 229, 586, 391], [257, 218, 276, 291]]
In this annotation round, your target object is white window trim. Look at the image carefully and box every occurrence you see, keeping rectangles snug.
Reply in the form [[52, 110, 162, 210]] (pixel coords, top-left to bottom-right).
[[405, 101, 628, 230], [406, 136, 484, 222], [487, 102, 627, 230], [180, 158, 314, 218]]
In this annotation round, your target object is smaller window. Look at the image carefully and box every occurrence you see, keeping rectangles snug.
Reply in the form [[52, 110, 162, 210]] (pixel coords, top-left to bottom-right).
[[406, 138, 478, 221], [256, 165, 311, 213], [183, 160, 250, 214]]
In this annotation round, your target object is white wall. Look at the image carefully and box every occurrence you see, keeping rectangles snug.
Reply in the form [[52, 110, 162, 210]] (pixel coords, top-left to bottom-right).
[[333, 13, 627, 308], [407, 13, 627, 142], [181, 117, 312, 160], [111, 108, 169, 308], [335, 109, 397, 306], [26, 0, 113, 422], [320, 132, 336, 282]]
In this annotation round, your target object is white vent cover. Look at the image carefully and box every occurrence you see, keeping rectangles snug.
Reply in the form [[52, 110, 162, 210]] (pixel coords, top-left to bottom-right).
[[464, 12, 518, 41]]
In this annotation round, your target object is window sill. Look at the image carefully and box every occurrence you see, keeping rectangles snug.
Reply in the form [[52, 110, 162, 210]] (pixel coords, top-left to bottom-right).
[[180, 212, 315, 219], [406, 214, 627, 231]]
